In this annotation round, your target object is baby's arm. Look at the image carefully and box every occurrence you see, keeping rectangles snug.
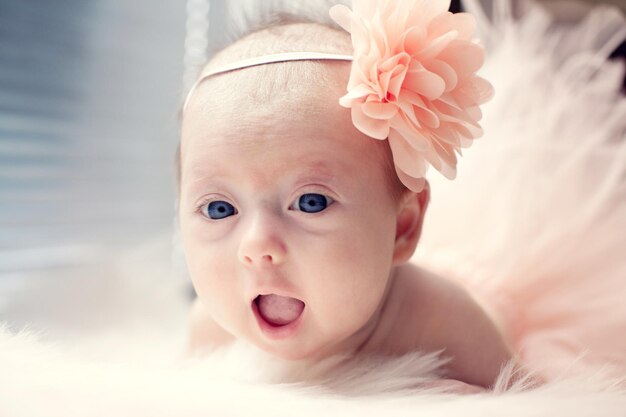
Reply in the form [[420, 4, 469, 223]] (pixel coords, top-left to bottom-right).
[[187, 298, 234, 355], [428, 286, 512, 388], [407, 268, 515, 388]]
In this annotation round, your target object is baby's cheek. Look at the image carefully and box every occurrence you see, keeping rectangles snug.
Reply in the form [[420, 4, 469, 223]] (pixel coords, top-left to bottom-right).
[[182, 215, 235, 243], [310, 229, 392, 325], [188, 246, 245, 334], [186, 242, 235, 301]]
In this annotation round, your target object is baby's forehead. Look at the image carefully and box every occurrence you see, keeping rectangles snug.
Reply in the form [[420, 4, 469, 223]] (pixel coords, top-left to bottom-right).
[[189, 59, 348, 116], [180, 81, 399, 200], [180, 124, 373, 201], [184, 142, 348, 187], [180, 77, 387, 189], [182, 92, 361, 169], [181, 58, 356, 150]]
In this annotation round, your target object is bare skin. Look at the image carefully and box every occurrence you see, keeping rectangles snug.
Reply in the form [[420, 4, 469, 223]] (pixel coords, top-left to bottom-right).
[[188, 263, 514, 390]]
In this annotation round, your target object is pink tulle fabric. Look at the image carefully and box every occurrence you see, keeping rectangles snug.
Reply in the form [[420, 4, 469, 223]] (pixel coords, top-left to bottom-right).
[[330, 0, 494, 192]]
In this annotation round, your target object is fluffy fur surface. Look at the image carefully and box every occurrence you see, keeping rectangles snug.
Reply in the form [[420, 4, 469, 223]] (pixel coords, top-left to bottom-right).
[[1, 326, 625, 417]]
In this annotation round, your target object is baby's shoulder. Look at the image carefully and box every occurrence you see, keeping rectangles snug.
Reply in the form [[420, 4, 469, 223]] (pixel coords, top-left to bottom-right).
[[378, 264, 493, 350], [392, 263, 468, 310], [386, 264, 514, 387], [392, 264, 493, 332], [371, 264, 467, 351]]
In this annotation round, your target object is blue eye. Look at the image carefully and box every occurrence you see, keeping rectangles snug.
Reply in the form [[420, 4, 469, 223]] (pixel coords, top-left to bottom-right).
[[294, 193, 332, 213], [205, 200, 237, 220]]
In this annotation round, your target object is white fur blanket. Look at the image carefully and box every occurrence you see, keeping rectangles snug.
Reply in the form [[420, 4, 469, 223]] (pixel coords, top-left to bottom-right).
[[1, 327, 625, 416], [2, 0, 626, 415]]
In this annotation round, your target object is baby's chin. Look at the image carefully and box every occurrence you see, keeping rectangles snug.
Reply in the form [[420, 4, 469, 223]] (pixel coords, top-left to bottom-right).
[[254, 340, 342, 362], [261, 345, 318, 361], [248, 325, 365, 362]]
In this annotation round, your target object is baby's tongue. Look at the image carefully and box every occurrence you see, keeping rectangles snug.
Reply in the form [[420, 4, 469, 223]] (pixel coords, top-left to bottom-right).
[[257, 294, 305, 326]]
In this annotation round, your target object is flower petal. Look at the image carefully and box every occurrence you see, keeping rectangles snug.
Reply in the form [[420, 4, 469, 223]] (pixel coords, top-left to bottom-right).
[[427, 11, 476, 41], [400, 89, 440, 128], [362, 100, 399, 120], [423, 59, 458, 92], [329, 5, 353, 33], [419, 0, 451, 22], [438, 92, 462, 110], [390, 112, 430, 151], [379, 52, 411, 73], [395, 167, 427, 193], [388, 129, 429, 178], [458, 75, 495, 105], [401, 26, 426, 56], [403, 67, 445, 100], [428, 11, 454, 40], [432, 99, 480, 127], [417, 30, 458, 60], [430, 138, 458, 179], [378, 53, 410, 98], [465, 105, 482, 121], [371, 8, 390, 57], [397, 100, 421, 129], [339, 84, 373, 107], [383, 1, 409, 46], [352, 0, 378, 19], [431, 123, 462, 147], [439, 40, 485, 78], [351, 103, 390, 139], [451, 13, 477, 40], [351, 17, 373, 56]]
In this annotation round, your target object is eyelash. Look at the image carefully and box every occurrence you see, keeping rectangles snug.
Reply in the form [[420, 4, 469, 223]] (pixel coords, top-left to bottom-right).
[[195, 190, 336, 219], [196, 197, 217, 211], [195, 196, 234, 215]]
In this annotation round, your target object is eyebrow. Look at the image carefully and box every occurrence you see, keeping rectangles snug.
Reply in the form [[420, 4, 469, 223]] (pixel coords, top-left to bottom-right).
[[182, 158, 342, 195]]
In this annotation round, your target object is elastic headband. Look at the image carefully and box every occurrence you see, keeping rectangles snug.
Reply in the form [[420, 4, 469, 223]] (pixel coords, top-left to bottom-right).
[[183, 52, 353, 110]]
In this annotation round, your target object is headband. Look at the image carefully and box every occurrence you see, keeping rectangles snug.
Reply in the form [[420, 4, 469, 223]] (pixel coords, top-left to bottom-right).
[[183, 0, 494, 192], [183, 52, 353, 110]]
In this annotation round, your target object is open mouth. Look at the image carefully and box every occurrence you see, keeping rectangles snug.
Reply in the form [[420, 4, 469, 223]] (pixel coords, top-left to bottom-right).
[[253, 294, 305, 327]]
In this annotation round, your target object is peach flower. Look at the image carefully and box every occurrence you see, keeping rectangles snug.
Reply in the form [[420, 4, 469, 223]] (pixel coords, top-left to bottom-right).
[[330, 0, 494, 191]]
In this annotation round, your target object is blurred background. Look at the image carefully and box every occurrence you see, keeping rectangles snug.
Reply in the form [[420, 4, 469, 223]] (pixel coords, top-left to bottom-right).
[[0, 0, 190, 338], [0, 0, 624, 340]]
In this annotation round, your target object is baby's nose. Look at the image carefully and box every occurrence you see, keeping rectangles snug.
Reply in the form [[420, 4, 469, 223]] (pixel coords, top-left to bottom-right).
[[241, 253, 281, 265], [237, 213, 287, 267]]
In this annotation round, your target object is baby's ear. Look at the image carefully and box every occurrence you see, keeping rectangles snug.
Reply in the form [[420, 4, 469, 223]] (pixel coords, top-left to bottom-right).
[[392, 181, 430, 265]]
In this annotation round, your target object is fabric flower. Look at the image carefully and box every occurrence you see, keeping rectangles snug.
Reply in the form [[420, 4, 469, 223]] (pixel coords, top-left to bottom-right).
[[330, 0, 494, 192]]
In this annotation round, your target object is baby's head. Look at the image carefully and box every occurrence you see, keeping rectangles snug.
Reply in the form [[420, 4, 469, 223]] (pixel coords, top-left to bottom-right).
[[177, 19, 429, 360]]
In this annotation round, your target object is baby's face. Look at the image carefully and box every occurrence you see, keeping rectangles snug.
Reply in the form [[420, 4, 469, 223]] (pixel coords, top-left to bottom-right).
[[179, 71, 404, 360]]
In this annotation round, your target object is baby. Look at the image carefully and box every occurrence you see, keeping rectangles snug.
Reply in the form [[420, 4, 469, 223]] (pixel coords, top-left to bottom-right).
[[178, 0, 515, 391]]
